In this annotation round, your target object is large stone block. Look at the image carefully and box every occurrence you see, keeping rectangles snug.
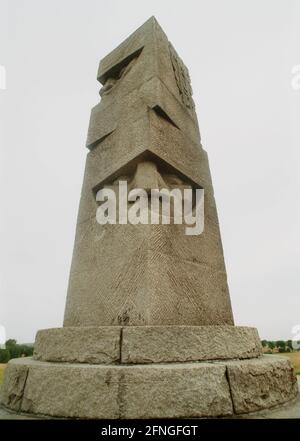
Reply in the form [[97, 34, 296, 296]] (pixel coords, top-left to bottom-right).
[[121, 326, 262, 364], [32, 325, 261, 365], [226, 356, 299, 414], [1, 358, 233, 419], [0, 361, 29, 411], [120, 363, 233, 419], [20, 359, 120, 419], [1, 356, 297, 418], [34, 327, 121, 364]]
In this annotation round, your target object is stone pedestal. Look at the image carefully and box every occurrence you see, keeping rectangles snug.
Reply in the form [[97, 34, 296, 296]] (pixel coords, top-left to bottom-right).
[[0, 326, 298, 418]]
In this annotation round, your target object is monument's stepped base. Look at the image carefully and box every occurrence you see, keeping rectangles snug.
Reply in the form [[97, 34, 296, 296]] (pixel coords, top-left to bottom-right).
[[0, 326, 298, 419], [33, 325, 262, 364]]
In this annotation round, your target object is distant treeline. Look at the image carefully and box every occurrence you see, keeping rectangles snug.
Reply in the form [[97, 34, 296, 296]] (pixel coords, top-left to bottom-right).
[[1, 338, 299, 363], [0, 339, 34, 363], [261, 340, 300, 353]]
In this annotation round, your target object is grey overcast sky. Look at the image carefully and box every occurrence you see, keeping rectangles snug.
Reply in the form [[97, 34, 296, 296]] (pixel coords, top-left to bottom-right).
[[0, 0, 299, 343]]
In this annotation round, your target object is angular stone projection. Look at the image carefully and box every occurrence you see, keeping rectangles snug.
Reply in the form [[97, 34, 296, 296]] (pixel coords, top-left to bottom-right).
[[1, 17, 298, 419]]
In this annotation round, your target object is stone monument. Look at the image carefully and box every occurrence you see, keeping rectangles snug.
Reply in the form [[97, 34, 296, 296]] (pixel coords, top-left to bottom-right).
[[1, 17, 298, 418]]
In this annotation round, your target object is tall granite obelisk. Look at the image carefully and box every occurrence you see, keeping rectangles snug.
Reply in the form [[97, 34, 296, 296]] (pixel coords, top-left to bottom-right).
[[0, 17, 297, 419], [63, 15, 233, 328]]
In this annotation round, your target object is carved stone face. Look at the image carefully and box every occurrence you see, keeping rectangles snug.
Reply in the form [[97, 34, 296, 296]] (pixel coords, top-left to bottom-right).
[[99, 57, 138, 97], [111, 161, 191, 192], [97, 161, 191, 196], [95, 160, 197, 220]]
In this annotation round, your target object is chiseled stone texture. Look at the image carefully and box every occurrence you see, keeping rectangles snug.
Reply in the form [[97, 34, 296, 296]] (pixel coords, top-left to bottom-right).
[[63, 16, 235, 329], [226, 356, 299, 414], [31, 325, 261, 364], [21, 359, 120, 419], [34, 327, 121, 364], [120, 363, 232, 419], [0, 361, 29, 411], [122, 325, 262, 364], [2, 358, 232, 418], [2, 378, 300, 420], [0, 356, 298, 419]]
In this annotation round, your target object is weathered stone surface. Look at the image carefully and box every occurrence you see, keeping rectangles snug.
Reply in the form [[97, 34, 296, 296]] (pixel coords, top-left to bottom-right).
[[2, 358, 233, 419], [19, 359, 120, 419], [64, 212, 233, 327], [2, 377, 300, 420], [226, 356, 299, 414], [34, 327, 121, 364], [1, 356, 298, 418], [1, 356, 297, 419], [32, 325, 261, 364], [0, 361, 29, 411], [63, 16, 234, 328], [122, 326, 262, 363], [120, 363, 232, 418], [96, 17, 197, 124], [87, 76, 199, 150]]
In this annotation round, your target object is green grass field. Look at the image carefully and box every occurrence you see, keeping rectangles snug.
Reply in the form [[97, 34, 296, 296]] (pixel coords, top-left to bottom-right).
[[0, 364, 6, 384], [277, 352, 300, 375]]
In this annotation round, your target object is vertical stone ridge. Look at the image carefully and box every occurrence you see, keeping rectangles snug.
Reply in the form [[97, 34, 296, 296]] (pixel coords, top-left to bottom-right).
[[117, 371, 126, 419], [225, 365, 236, 415], [19, 366, 31, 414], [0, 364, 29, 412], [119, 326, 124, 363]]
